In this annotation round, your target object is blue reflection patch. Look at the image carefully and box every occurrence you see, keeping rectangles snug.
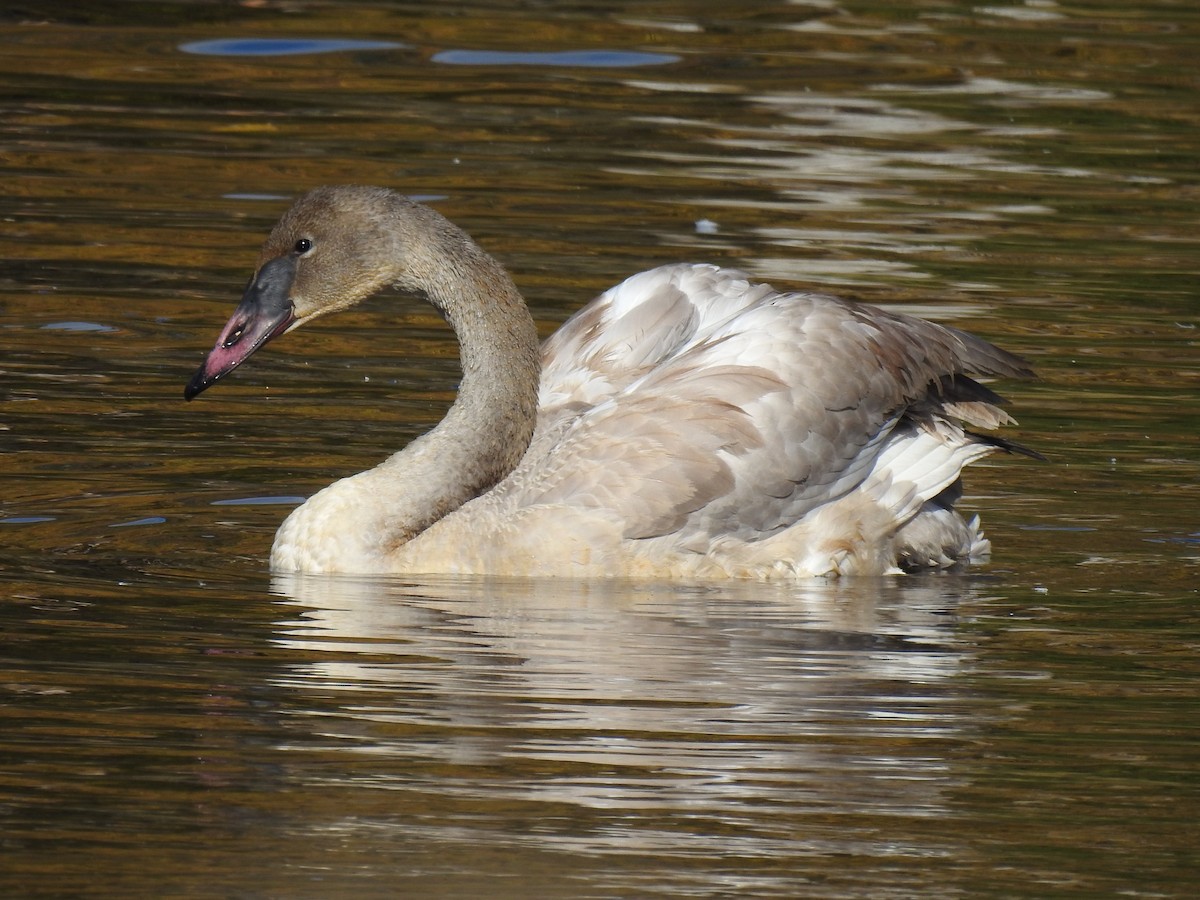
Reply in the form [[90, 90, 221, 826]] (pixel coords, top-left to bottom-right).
[[40, 321, 117, 332], [212, 496, 306, 506], [181, 38, 405, 57], [111, 517, 168, 528], [433, 49, 679, 67]]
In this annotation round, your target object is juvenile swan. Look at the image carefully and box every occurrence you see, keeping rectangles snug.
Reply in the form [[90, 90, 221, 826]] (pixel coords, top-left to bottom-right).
[[186, 186, 1037, 578]]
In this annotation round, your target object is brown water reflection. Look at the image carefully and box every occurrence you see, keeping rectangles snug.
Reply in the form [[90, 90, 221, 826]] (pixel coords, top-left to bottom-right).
[[2, 0, 1198, 896], [269, 576, 980, 887]]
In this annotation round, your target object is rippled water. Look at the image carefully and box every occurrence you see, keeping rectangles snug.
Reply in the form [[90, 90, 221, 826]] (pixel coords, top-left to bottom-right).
[[2, 1, 1198, 896]]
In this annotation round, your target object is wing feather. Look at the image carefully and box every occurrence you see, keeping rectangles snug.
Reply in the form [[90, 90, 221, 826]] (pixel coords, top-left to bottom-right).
[[496, 263, 1031, 551]]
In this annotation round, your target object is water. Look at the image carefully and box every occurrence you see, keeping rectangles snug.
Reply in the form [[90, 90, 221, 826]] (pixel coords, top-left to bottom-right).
[[2, 1, 1198, 896]]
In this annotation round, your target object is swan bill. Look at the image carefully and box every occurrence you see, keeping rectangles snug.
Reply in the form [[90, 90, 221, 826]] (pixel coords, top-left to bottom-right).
[[184, 256, 298, 400]]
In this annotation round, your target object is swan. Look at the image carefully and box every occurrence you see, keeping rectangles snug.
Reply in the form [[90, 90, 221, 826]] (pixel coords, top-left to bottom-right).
[[185, 185, 1037, 578]]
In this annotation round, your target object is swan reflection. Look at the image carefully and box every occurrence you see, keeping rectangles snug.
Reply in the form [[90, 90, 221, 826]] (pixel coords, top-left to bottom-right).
[[267, 575, 985, 832]]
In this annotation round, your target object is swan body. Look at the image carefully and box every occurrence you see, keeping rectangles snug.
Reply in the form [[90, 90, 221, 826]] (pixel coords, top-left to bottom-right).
[[186, 186, 1036, 578]]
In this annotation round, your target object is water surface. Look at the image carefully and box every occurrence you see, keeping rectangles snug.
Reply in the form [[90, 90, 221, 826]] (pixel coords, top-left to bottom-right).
[[1, 1, 1197, 896]]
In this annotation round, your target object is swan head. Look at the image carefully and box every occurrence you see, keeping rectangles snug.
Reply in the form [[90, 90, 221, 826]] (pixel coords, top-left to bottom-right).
[[185, 186, 414, 400]]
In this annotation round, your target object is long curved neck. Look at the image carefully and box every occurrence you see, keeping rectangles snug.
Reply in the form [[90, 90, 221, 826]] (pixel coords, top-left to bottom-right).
[[375, 204, 542, 550]]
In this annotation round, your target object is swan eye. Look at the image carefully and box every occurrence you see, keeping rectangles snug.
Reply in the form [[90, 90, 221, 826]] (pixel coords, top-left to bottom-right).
[[293, 238, 313, 255]]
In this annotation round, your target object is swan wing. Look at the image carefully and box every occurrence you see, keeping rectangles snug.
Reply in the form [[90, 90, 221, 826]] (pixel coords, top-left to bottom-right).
[[506, 264, 1030, 546], [537, 264, 776, 414]]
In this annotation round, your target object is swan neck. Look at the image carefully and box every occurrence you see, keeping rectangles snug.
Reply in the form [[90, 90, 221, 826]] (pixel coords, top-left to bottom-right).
[[387, 208, 541, 542], [271, 197, 543, 572]]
